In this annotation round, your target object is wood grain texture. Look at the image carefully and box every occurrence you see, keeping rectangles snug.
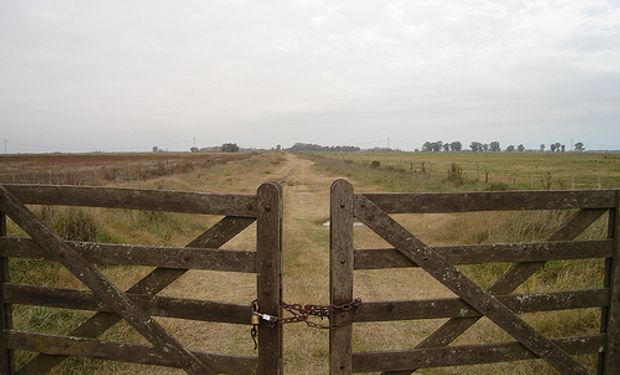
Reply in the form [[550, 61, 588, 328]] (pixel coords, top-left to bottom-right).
[[18, 215, 254, 374], [357, 288, 608, 322], [0, 211, 13, 375], [3, 283, 251, 324], [604, 192, 620, 375], [0, 185, 214, 374], [7, 330, 257, 375], [330, 180, 355, 375], [0, 237, 256, 273], [354, 194, 591, 375], [382, 208, 607, 375], [354, 240, 611, 269], [256, 182, 283, 375], [363, 190, 615, 213], [385, 209, 607, 375], [1, 184, 257, 217], [352, 335, 604, 372]]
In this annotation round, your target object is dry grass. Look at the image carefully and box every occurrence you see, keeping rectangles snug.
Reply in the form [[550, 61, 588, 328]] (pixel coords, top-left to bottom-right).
[[0, 152, 251, 185], [5, 151, 613, 374]]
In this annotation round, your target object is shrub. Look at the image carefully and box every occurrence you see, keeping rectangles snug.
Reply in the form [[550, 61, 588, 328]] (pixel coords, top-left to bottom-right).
[[35, 206, 101, 242], [370, 160, 381, 168]]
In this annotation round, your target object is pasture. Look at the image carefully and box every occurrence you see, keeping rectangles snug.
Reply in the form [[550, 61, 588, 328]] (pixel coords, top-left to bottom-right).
[[309, 151, 620, 191], [1, 151, 618, 374]]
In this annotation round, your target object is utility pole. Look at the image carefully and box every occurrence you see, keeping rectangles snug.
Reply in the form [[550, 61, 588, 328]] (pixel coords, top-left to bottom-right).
[[193, 137, 196, 148], [570, 138, 574, 151], [387, 137, 390, 150], [3, 139, 6, 154]]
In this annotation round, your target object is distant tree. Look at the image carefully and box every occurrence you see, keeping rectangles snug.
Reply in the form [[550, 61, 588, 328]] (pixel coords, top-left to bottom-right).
[[560, 144, 566, 152], [422, 141, 433, 152], [506, 145, 515, 152], [482, 143, 489, 152], [276, 144, 282, 151], [288, 143, 360, 152], [190, 147, 199, 153], [442, 143, 450, 152], [489, 141, 501, 152], [470, 141, 483, 152], [432, 141, 443, 152], [540, 144, 545, 152], [517, 144, 525, 152], [553, 142, 562, 152], [221, 143, 240, 152], [450, 141, 462, 152], [575, 142, 585, 152], [550, 143, 557, 152], [152, 146, 159, 152]]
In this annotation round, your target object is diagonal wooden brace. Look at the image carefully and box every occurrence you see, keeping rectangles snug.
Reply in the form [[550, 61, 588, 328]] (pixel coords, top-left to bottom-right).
[[0, 186, 214, 374], [354, 193, 591, 375], [383, 208, 606, 375], [18, 214, 254, 374]]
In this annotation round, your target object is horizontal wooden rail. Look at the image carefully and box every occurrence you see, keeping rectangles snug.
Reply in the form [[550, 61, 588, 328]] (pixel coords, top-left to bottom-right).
[[351, 334, 604, 372], [0, 237, 256, 273], [354, 240, 612, 269], [362, 190, 615, 213], [7, 330, 256, 374], [3, 283, 251, 325], [357, 288, 608, 322], [1, 184, 257, 217]]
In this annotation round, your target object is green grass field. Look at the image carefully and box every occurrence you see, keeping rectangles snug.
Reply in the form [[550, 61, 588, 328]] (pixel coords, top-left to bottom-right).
[[308, 151, 620, 192]]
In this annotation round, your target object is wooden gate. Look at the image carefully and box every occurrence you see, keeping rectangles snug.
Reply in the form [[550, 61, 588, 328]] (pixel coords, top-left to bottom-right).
[[0, 182, 283, 374], [329, 179, 620, 374]]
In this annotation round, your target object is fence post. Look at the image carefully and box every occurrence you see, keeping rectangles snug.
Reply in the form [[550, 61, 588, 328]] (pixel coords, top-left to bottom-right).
[[330, 179, 354, 375], [604, 191, 620, 374], [256, 182, 283, 375], [0, 211, 13, 374]]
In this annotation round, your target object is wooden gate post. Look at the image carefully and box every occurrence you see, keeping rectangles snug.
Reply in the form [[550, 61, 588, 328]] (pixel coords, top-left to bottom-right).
[[329, 180, 354, 375], [257, 182, 283, 375], [604, 191, 620, 374], [0, 210, 13, 374]]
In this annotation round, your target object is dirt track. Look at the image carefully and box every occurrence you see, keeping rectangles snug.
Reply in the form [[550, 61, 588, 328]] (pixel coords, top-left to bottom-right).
[[112, 153, 453, 374]]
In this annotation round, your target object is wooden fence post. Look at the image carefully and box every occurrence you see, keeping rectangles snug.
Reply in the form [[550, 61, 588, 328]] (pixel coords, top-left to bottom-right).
[[0, 211, 14, 374], [604, 191, 620, 374], [330, 179, 354, 375], [257, 182, 283, 375]]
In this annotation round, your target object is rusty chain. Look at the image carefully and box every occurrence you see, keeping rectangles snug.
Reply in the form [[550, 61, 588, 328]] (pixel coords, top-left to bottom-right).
[[250, 298, 362, 349]]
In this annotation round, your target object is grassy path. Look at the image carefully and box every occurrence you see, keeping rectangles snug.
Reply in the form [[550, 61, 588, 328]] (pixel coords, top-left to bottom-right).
[[100, 153, 457, 374]]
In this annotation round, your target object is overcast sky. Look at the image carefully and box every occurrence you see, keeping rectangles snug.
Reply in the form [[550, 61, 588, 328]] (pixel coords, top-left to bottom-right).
[[1, 0, 619, 152]]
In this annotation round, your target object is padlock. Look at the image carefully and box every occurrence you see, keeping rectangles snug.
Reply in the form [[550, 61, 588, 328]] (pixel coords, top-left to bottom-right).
[[251, 313, 260, 326]]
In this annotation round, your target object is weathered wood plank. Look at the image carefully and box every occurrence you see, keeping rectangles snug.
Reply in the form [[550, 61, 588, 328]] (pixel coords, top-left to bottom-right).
[[604, 191, 620, 374], [0, 210, 14, 375], [357, 289, 608, 322], [256, 182, 283, 375], [19, 215, 255, 374], [363, 190, 615, 213], [404, 209, 606, 360], [7, 331, 256, 374], [598, 207, 616, 374], [354, 240, 611, 269], [1, 184, 257, 217], [0, 185, 214, 374], [354, 194, 591, 375], [3, 283, 251, 324], [352, 335, 605, 372], [330, 180, 355, 375], [0, 237, 256, 273]]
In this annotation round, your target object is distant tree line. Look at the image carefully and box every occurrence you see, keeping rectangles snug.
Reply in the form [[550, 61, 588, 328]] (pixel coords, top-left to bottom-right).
[[419, 140, 585, 153], [288, 143, 360, 152]]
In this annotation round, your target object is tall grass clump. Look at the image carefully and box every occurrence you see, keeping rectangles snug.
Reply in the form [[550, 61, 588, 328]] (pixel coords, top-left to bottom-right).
[[433, 210, 608, 373], [35, 206, 101, 242]]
